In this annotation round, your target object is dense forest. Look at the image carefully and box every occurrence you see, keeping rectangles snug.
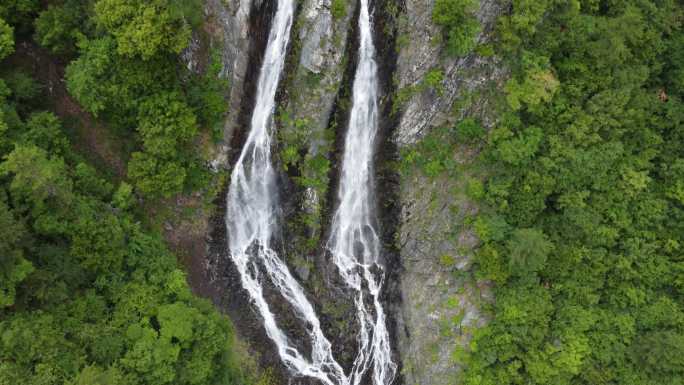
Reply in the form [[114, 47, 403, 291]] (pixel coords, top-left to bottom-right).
[[0, 1, 253, 384], [1, 0, 683, 385], [428, 0, 684, 384]]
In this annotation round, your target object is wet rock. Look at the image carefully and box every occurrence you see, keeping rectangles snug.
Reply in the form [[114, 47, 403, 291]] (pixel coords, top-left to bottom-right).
[[289, 0, 354, 150], [295, 263, 311, 281], [299, 2, 334, 73], [205, 0, 254, 169], [280, 0, 355, 244]]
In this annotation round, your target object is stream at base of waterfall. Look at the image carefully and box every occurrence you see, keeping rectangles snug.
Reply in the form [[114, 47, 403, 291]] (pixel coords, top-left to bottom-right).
[[225, 1, 396, 384]]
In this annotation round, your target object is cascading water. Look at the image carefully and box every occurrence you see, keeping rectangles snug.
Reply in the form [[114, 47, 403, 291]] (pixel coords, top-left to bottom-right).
[[225, 1, 346, 384], [327, 1, 397, 385], [226, 0, 396, 384]]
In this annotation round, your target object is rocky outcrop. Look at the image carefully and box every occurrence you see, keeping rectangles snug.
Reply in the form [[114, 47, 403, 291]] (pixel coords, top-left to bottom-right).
[[392, 1, 507, 384], [278, 0, 356, 268], [395, 0, 506, 146], [190, 0, 254, 170], [289, 0, 353, 138]]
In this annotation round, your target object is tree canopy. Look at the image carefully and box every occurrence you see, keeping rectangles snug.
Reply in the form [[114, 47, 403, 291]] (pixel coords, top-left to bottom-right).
[[0, 2, 249, 385], [460, 1, 684, 385]]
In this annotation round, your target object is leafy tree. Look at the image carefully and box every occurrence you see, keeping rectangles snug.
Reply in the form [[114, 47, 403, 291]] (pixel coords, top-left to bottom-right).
[[93, 0, 199, 59], [112, 182, 134, 210], [0, 6, 251, 385], [3, 70, 41, 103], [73, 365, 127, 385], [185, 49, 229, 131], [331, 0, 347, 20], [0, 145, 73, 219], [22, 112, 70, 157], [0, 0, 39, 33], [465, 2, 684, 384], [506, 228, 553, 279], [127, 152, 186, 198], [432, 0, 480, 56], [65, 37, 117, 116], [504, 67, 559, 110], [33, 1, 88, 56], [0, 201, 33, 307], [633, 331, 684, 377], [123, 92, 198, 198], [136, 92, 198, 158], [0, 18, 14, 60], [456, 117, 485, 142], [65, 37, 171, 120]]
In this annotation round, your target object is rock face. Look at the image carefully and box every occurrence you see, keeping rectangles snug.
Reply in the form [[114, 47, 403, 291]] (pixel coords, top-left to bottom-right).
[[278, 0, 355, 265], [290, 0, 352, 141], [203, 0, 254, 169], [392, 1, 506, 384], [395, 0, 506, 146]]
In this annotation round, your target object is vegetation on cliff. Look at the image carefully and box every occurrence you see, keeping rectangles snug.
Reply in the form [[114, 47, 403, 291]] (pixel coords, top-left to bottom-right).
[[399, 1, 684, 384]]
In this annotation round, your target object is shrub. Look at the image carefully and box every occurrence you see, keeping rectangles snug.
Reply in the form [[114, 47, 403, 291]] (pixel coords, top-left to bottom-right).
[[432, 0, 480, 57], [331, 0, 346, 21]]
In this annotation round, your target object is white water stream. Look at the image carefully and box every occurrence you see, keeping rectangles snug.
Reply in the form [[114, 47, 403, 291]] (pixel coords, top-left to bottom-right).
[[226, 1, 395, 384], [225, 1, 345, 384], [327, 1, 397, 384]]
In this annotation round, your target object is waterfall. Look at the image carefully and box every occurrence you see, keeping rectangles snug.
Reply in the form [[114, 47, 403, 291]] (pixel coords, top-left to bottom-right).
[[226, 0, 396, 384], [225, 1, 346, 384], [327, 1, 397, 384]]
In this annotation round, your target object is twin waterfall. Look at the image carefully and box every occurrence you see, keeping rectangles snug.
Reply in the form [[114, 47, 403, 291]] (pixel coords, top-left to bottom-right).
[[225, 0, 396, 384]]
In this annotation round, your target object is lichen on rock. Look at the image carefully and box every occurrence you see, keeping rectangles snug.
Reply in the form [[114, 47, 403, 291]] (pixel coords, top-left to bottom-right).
[[392, 1, 508, 384]]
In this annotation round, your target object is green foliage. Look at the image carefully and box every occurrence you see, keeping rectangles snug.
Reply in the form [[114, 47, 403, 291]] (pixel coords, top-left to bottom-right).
[[0, 18, 14, 60], [0, 11, 251, 383], [136, 92, 198, 158], [124, 92, 198, 198], [400, 121, 478, 177], [93, 0, 199, 59], [331, 0, 347, 21], [465, 2, 684, 385], [395, 97, 486, 170], [128, 152, 186, 198], [65, 37, 120, 116], [432, 0, 480, 56], [0, 0, 39, 33], [34, 1, 88, 56], [186, 49, 229, 134], [424, 68, 444, 94], [439, 254, 457, 268], [0, 145, 74, 218], [504, 55, 559, 111], [0, 101, 250, 385], [22, 112, 71, 157], [66, 37, 170, 120], [3, 70, 40, 103], [113, 182, 134, 210], [506, 228, 552, 279], [0, 200, 33, 307], [65, 36, 213, 198], [456, 118, 485, 142], [490, 124, 543, 166], [497, 0, 564, 51]]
